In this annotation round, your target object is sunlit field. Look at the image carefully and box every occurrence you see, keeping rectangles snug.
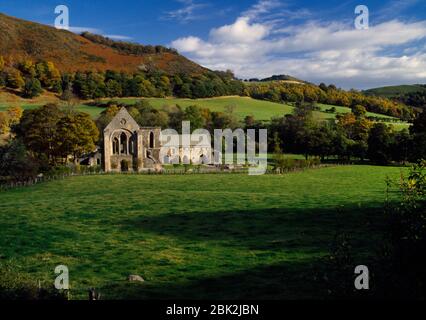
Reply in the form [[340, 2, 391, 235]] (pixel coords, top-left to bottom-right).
[[0, 165, 405, 299]]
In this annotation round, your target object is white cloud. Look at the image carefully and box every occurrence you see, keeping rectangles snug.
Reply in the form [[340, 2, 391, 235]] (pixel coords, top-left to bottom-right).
[[171, 36, 204, 52], [171, 0, 426, 89], [210, 17, 270, 44], [242, 0, 282, 20], [164, 0, 208, 23]]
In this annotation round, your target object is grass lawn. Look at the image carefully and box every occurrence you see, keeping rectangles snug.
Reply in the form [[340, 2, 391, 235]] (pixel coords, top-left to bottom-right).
[[0, 165, 405, 299]]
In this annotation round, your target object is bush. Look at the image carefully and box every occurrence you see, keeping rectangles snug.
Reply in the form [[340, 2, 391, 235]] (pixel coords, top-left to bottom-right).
[[23, 78, 43, 98], [0, 140, 39, 181], [0, 263, 68, 300], [274, 156, 321, 172], [378, 160, 426, 298]]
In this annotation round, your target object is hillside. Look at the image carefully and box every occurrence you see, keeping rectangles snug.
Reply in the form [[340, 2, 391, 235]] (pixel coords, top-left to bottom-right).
[[0, 93, 410, 131], [246, 74, 305, 84], [363, 84, 426, 98], [0, 12, 207, 75], [0, 13, 413, 120]]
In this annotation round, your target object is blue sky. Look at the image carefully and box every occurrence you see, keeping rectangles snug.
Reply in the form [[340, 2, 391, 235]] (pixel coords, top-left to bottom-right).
[[1, 0, 426, 89]]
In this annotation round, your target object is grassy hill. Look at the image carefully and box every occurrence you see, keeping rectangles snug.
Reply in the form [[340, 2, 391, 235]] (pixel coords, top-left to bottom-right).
[[363, 85, 426, 98], [0, 12, 206, 75], [0, 92, 410, 130], [0, 166, 406, 299], [114, 96, 295, 121]]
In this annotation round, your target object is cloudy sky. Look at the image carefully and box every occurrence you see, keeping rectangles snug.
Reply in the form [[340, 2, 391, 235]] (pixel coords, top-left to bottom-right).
[[1, 0, 426, 89]]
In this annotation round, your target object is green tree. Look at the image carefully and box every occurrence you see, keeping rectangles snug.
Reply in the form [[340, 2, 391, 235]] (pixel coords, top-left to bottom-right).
[[56, 113, 100, 162], [23, 78, 43, 98], [184, 105, 206, 130], [106, 79, 122, 97], [0, 139, 39, 180], [410, 111, 426, 161], [352, 105, 367, 118], [13, 104, 63, 164], [368, 123, 393, 165]]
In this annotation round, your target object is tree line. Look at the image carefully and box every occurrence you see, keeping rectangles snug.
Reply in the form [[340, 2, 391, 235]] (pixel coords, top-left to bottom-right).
[[268, 102, 424, 165], [1, 104, 99, 182], [0, 55, 413, 122], [245, 81, 413, 120], [0, 56, 244, 100], [396, 86, 426, 110], [1, 100, 425, 183], [80, 32, 178, 56]]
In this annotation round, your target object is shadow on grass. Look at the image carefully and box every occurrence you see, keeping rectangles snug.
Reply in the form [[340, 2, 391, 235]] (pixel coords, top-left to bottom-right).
[[101, 256, 377, 300], [0, 219, 81, 258], [104, 206, 387, 299], [119, 206, 386, 252]]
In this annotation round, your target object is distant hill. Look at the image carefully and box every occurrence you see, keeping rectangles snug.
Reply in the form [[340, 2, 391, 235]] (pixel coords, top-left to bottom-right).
[[0, 12, 207, 75], [246, 74, 305, 84], [363, 84, 426, 110], [363, 85, 426, 98]]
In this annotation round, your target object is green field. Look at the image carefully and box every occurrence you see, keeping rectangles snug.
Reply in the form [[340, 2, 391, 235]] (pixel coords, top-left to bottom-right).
[[316, 103, 396, 119], [0, 166, 405, 299], [0, 102, 104, 119], [0, 95, 409, 129]]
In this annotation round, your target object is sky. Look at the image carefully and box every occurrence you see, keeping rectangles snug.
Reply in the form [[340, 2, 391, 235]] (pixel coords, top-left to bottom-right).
[[1, 0, 426, 89]]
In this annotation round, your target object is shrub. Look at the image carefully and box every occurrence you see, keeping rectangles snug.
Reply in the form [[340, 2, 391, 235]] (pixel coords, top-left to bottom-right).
[[378, 160, 426, 298], [23, 78, 43, 98], [0, 263, 68, 300]]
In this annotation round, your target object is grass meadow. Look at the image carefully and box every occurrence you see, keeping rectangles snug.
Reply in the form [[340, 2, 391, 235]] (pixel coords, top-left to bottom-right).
[[0, 165, 405, 299]]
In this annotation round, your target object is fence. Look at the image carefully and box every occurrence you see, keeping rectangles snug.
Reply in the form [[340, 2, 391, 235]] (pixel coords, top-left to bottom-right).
[[0, 163, 346, 192]]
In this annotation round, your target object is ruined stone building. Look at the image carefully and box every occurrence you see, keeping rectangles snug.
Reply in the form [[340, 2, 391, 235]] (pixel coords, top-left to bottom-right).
[[101, 107, 212, 172]]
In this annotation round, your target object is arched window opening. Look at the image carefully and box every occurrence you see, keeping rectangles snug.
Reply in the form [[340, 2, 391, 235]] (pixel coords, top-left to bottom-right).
[[120, 132, 128, 154], [113, 137, 119, 155], [149, 132, 155, 148], [129, 137, 135, 155]]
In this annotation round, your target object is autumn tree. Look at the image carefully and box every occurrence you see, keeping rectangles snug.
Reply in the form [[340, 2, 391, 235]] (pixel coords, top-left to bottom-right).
[[6, 106, 23, 128], [352, 105, 367, 118], [14, 104, 64, 164], [36, 61, 61, 89], [95, 104, 121, 133], [7, 69, 25, 89], [18, 60, 36, 78], [0, 56, 4, 72], [56, 112, 100, 162], [337, 113, 372, 159], [0, 112, 9, 134]]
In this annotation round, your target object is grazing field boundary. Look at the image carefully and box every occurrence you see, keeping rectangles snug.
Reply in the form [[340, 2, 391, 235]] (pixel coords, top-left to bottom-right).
[[0, 164, 349, 192]]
